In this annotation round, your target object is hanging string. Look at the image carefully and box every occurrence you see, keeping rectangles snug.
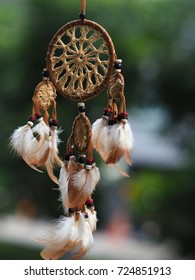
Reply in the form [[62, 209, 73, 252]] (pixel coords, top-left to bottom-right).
[[80, 0, 86, 20]]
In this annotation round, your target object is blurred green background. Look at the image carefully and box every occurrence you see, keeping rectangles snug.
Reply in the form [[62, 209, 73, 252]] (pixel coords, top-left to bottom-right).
[[0, 0, 195, 259]]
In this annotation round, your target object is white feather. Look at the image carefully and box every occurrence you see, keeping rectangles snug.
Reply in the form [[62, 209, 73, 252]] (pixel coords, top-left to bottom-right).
[[42, 128, 62, 184], [32, 118, 50, 137], [58, 165, 69, 209], [92, 118, 109, 159], [115, 122, 134, 150], [27, 137, 51, 166], [91, 165, 101, 185], [99, 120, 134, 165], [67, 155, 78, 174], [50, 127, 61, 152], [10, 124, 34, 156], [72, 165, 100, 196], [22, 154, 43, 173], [92, 115, 134, 165], [10, 124, 44, 172], [73, 214, 94, 259], [110, 121, 134, 164], [11, 118, 51, 171], [87, 209, 98, 232], [32, 118, 50, 152], [40, 215, 77, 260], [72, 169, 87, 191], [123, 121, 134, 150], [79, 214, 94, 249], [49, 127, 63, 166], [39, 214, 94, 260], [92, 118, 104, 149]]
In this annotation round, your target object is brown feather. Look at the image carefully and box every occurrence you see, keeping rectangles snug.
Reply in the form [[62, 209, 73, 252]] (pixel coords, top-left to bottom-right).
[[40, 241, 80, 260], [45, 161, 58, 184], [124, 149, 132, 165], [22, 155, 43, 173], [105, 146, 124, 164], [114, 164, 129, 177], [72, 247, 88, 260], [68, 187, 88, 209], [68, 170, 91, 209], [32, 133, 48, 155], [29, 147, 50, 167]]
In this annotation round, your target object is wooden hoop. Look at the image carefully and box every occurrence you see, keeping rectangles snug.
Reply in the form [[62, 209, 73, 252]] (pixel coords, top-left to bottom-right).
[[46, 19, 116, 101]]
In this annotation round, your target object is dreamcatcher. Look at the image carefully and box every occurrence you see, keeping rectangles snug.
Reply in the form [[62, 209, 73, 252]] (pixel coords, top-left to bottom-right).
[[10, 0, 134, 259]]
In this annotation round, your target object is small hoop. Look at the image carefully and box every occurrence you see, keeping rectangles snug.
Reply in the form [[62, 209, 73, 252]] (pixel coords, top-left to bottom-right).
[[72, 114, 92, 154], [33, 80, 56, 112]]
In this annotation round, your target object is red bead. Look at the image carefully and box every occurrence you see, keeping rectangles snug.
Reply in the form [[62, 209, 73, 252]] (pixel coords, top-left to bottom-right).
[[118, 112, 128, 121], [49, 119, 58, 126], [86, 199, 94, 204], [35, 113, 42, 119], [28, 115, 36, 122], [105, 108, 112, 113], [86, 158, 94, 164]]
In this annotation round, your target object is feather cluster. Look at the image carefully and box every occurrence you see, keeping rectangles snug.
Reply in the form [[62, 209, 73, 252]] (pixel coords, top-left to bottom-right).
[[39, 211, 96, 260], [59, 156, 100, 209], [92, 110, 134, 166], [39, 156, 100, 259], [10, 116, 62, 183]]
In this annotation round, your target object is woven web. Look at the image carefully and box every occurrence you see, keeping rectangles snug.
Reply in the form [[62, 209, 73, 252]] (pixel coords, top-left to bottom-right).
[[36, 83, 56, 111], [51, 25, 110, 98]]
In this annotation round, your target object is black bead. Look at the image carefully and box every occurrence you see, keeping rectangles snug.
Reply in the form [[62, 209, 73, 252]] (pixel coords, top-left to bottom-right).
[[118, 115, 127, 121], [79, 13, 86, 20], [28, 115, 36, 123], [78, 157, 86, 164], [103, 111, 109, 117], [84, 213, 89, 219], [78, 106, 86, 113], [86, 202, 94, 208], [42, 69, 49, 78], [64, 154, 70, 161], [103, 108, 112, 117], [108, 119, 117, 126], [114, 63, 122, 70], [68, 208, 76, 214]]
